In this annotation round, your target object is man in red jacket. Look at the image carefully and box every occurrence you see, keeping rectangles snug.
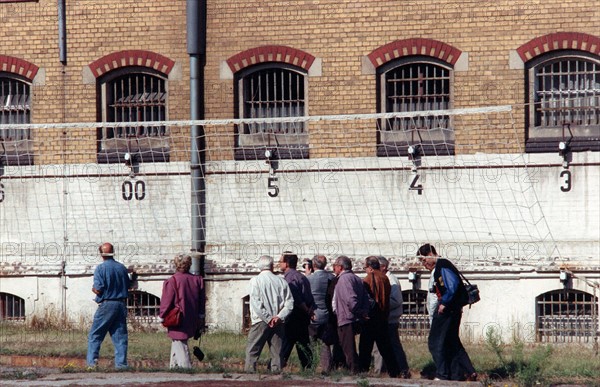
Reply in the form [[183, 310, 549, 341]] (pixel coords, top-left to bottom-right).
[[358, 256, 400, 377]]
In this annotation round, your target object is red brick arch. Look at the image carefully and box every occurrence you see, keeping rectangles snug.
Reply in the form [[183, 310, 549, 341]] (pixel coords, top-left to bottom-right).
[[368, 38, 462, 68], [0, 55, 39, 81], [227, 45, 316, 73], [88, 50, 175, 78], [517, 32, 600, 62]]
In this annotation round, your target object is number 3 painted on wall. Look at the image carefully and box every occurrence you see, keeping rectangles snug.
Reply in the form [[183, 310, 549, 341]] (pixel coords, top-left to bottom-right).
[[560, 170, 571, 192], [0, 182, 4, 203]]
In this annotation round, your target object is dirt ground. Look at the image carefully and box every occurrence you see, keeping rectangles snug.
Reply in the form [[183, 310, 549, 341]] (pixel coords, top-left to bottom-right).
[[0, 367, 478, 387], [2, 365, 595, 387]]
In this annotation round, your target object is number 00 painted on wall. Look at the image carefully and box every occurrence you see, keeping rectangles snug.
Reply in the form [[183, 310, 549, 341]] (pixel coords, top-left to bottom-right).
[[122, 180, 146, 201]]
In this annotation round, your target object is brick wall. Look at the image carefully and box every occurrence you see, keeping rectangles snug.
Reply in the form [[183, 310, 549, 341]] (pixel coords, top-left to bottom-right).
[[1, 0, 190, 165], [204, 0, 599, 159], [1, 0, 597, 163]]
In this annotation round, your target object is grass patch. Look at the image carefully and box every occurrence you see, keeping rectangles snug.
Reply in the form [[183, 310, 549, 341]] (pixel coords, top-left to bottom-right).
[[1, 321, 599, 383]]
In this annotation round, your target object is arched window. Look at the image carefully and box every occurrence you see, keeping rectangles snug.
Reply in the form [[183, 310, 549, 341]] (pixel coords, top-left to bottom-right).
[[526, 52, 600, 152], [0, 74, 32, 165], [377, 57, 454, 157], [127, 290, 161, 322], [97, 67, 169, 162], [235, 64, 308, 159], [0, 292, 25, 321], [536, 289, 598, 343], [399, 289, 430, 339]]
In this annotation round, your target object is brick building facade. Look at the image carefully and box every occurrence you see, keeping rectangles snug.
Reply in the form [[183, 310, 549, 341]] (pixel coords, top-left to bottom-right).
[[0, 0, 598, 342]]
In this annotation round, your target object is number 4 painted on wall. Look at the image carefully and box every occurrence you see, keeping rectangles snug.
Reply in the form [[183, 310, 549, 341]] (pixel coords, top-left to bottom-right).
[[409, 174, 423, 195]]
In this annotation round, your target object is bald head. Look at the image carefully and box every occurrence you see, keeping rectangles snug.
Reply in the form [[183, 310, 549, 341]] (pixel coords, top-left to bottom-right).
[[99, 243, 114, 259]]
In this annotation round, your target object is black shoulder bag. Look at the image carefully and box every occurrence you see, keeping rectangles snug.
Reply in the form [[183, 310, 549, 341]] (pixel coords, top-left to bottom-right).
[[458, 271, 480, 307]]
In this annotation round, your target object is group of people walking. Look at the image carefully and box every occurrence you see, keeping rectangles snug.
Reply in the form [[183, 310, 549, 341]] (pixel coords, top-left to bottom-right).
[[244, 246, 477, 380], [85, 242, 476, 381]]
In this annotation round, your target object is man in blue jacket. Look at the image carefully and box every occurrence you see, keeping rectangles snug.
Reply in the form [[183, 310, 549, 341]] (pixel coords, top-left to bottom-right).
[[418, 243, 476, 381], [87, 242, 137, 368]]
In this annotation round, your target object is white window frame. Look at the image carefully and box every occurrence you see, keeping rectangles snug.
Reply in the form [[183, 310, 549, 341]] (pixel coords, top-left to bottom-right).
[[98, 67, 169, 158], [527, 51, 600, 141], [236, 63, 308, 150], [378, 56, 455, 154], [0, 73, 32, 165]]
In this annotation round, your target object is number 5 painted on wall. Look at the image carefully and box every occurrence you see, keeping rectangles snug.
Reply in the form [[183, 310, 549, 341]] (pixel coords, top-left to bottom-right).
[[268, 177, 279, 198]]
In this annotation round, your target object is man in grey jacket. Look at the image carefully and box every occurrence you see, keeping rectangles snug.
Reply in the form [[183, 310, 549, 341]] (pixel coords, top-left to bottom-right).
[[245, 255, 294, 373], [332, 255, 369, 374], [307, 255, 336, 372]]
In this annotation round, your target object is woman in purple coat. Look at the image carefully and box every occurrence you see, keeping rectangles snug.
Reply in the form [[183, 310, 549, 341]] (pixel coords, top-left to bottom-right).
[[159, 254, 206, 368]]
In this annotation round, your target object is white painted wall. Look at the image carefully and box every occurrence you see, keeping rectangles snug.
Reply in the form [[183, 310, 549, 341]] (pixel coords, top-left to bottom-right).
[[0, 151, 598, 341]]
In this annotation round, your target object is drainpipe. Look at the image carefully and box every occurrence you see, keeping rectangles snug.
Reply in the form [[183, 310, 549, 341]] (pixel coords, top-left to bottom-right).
[[187, 0, 206, 276], [58, 0, 67, 64], [58, 0, 68, 318]]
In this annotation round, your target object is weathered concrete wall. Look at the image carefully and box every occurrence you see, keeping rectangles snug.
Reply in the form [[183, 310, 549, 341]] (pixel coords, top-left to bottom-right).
[[1, 152, 598, 340]]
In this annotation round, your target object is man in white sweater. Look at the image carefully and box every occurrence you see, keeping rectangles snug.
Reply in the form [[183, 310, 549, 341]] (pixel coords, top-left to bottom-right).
[[244, 255, 294, 373]]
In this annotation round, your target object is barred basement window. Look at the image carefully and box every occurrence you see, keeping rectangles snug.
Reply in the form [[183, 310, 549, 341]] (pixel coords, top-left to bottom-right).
[[526, 52, 600, 152], [0, 292, 25, 321], [536, 289, 598, 343], [98, 68, 169, 163], [378, 57, 454, 157], [127, 290, 161, 322], [0, 74, 32, 165], [399, 289, 430, 339], [242, 295, 251, 333], [235, 64, 308, 160]]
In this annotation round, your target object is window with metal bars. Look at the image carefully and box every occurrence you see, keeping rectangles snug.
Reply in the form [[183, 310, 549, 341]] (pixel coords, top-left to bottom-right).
[[235, 64, 308, 159], [0, 292, 25, 321], [127, 290, 161, 323], [242, 295, 250, 333], [377, 57, 454, 157], [526, 52, 600, 152], [398, 289, 430, 339], [98, 68, 169, 163], [0, 75, 32, 165], [536, 289, 598, 343]]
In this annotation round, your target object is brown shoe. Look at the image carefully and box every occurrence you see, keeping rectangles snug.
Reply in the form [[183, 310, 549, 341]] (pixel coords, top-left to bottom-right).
[[466, 372, 478, 381]]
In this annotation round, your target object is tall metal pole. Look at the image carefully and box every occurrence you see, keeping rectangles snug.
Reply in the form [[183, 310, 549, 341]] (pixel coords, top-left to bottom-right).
[[58, 0, 67, 64], [187, 0, 206, 276]]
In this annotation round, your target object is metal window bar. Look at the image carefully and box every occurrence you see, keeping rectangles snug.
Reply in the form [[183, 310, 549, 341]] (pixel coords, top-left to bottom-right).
[[398, 290, 430, 339], [535, 58, 600, 128], [536, 290, 598, 343], [385, 63, 450, 132], [0, 77, 31, 142], [127, 291, 161, 322], [105, 74, 167, 140], [244, 68, 305, 137], [0, 292, 26, 321]]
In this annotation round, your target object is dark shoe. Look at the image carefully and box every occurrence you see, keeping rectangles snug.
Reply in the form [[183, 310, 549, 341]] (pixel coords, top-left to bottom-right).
[[400, 369, 411, 379], [193, 346, 205, 361], [466, 372, 478, 381]]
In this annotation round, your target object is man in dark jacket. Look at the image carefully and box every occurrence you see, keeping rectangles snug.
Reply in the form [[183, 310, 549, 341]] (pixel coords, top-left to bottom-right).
[[279, 252, 315, 370], [418, 243, 476, 381]]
